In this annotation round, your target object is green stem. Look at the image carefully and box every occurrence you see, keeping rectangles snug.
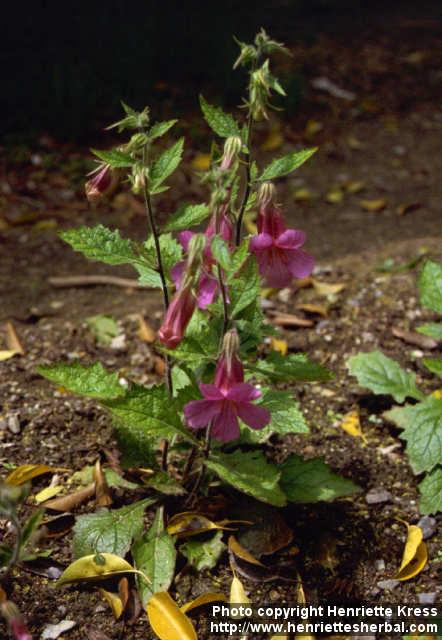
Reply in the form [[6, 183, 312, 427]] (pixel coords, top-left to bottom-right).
[[3, 511, 21, 578], [235, 108, 253, 247]]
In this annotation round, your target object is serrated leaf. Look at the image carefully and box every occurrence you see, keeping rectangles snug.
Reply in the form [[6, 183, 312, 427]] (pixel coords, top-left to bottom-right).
[[230, 258, 260, 317], [280, 455, 360, 503], [347, 351, 423, 403], [163, 203, 209, 232], [132, 507, 176, 605], [206, 450, 286, 507], [241, 389, 308, 443], [419, 260, 442, 314], [259, 148, 317, 181], [57, 553, 137, 586], [248, 351, 332, 383], [38, 362, 125, 400], [419, 467, 442, 515], [179, 531, 226, 571], [199, 95, 240, 138], [91, 148, 133, 168], [423, 357, 442, 378], [146, 591, 197, 640], [150, 138, 184, 191], [103, 384, 197, 444], [143, 471, 186, 496], [211, 236, 231, 271], [149, 119, 178, 140], [73, 498, 155, 558], [417, 322, 442, 340], [143, 233, 183, 285], [113, 421, 158, 469], [399, 397, 442, 473]]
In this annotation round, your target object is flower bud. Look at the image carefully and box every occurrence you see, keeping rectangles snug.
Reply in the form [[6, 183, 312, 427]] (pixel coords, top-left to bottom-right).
[[257, 181, 276, 208], [233, 43, 257, 69], [220, 136, 242, 171], [1, 600, 32, 640], [158, 282, 196, 350], [186, 233, 205, 276], [85, 163, 115, 203]]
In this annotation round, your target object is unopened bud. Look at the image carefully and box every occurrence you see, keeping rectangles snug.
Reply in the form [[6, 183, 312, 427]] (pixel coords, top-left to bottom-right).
[[222, 329, 240, 364], [132, 167, 146, 194], [220, 136, 242, 171], [233, 43, 257, 69], [257, 181, 276, 207], [186, 233, 205, 277]]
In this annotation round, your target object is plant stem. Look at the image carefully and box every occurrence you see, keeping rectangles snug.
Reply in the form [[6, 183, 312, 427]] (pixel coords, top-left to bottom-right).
[[3, 512, 21, 578], [217, 264, 229, 334], [187, 421, 213, 502], [235, 107, 253, 246]]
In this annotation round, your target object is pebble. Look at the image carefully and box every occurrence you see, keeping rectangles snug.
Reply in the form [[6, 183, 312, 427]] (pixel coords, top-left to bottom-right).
[[269, 589, 280, 601], [374, 559, 385, 572], [417, 515, 437, 540], [7, 414, 21, 434], [417, 592, 437, 604], [377, 579, 400, 591], [41, 620, 77, 639], [366, 488, 392, 504], [110, 334, 127, 351]]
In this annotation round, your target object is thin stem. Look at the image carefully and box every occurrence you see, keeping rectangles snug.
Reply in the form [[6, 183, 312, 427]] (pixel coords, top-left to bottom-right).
[[217, 264, 229, 334], [3, 511, 21, 578], [235, 108, 253, 246], [187, 422, 213, 503]]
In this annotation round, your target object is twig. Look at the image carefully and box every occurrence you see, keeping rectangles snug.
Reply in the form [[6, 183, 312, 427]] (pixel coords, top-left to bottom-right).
[[48, 275, 154, 289]]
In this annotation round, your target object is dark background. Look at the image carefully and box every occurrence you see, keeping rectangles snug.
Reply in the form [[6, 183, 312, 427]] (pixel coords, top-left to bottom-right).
[[3, 0, 439, 140]]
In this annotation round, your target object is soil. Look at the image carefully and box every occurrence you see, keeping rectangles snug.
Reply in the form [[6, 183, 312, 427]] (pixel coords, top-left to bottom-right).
[[1, 4, 441, 640]]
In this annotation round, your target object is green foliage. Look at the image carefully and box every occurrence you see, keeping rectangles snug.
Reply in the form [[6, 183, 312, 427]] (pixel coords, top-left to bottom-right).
[[211, 236, 231, 271], [91, 148, 133, 168], [143, 471, 186, 496], [241, 389, 308, 444], [180, 531, 226, 571], [418, 259, 442, 314], [229, 258, 261, 318], [206, 450, 286, 506], [86, 314, 119, 346], [149, 119, 178, 140], [395, 397, 442, 474], [132, 508, 176, 605], [248, 351, 332, 383], [419, 467, 442, 515], [347, 351, 423, 403], [163, 203, 210, 232], [38, 362, 125, 400], [199, 95, 240, 138], [422, 357, 442, 378], [71, 466, 139, 490], [149, 137, 184, 193], [280, 455, 360, 503], [417, 323, 442, 339], [259, 147, 317, 181], [73, 499, 155, 558], [142, 232, 183, 285]]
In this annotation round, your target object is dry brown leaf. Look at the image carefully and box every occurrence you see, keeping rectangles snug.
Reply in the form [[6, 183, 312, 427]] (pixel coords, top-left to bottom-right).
[[137, 315, 156, 343], [347, 135, 364, 149], [94, 459, 113, 507], [42, 513, 75, 538], [146, 591, 197, 640], [396, 202, 421, 216], [311, 279, 346, 297], [271, 313, 314, 328], [344, 180, 366, 194], [154, 356, 166, 376], [6, 321, 25, 355], [359, 198, 387, 212], [228, 536, 264, 567], [395, 523, 428, 581], [392, 327, 438, 350], [43, 483, 96, 512], [296, 303, 328, 317]]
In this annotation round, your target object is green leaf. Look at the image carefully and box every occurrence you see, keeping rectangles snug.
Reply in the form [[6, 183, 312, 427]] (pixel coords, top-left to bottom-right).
[[417, 323, 442, 340], [255, 389, 309, 441], [423, 357, 442, 378], [113, 421, 158, 470], [143, 471, 186, 496], [73, 499, 155, 558], [70, 465, 139, 490], [103, 384, 197, 444], [211, 236, 231, 271], [179, 531, 226, 571], [399, 397, 442, 473], [149, 119, 178, 140], [38, 362, 125, 400], [142, 232, 183, 286], [163, 203, 210, 232], [20, 509, 44, 554], [248, 351, 332, 383], [86, 314, 119, 346], [259, 148, 317, 182], [91, 148, 133, 168], [199, 95, 240, 138], [230, 258, 260, 318], [280, 455, 360, 503], [161, 310, 220, 365], [347, 351, 423, 403], [230, 239, 250, 274], [206, 450, 286, 507], [419, 467, 442, 515], [150, 138, 184, 191], [132, 507, 176, 605], [418, 260, 442, 314]]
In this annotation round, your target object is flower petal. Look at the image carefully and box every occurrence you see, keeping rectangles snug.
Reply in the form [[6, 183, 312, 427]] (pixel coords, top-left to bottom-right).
[[237, 403, 271, 430], [226, 382, 261, 403], [184, 399, 220, 429], [249, 233, 273, 252], [178, 230, 194, 252], [198, 273, 218, 309], [260, 249, 293, 288], [199, 383, 225, 400], [171, 260, 185, 288], [276, 229, 306, 250], [288, 249, 315, 278], [211, 401, 240, 442]]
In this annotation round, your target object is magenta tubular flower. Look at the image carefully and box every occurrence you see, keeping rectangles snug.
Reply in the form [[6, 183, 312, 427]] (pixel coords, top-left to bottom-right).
[[1, 601, 32, 640], [85, 163, 113, 203], [158, 281, 196, 349], [249, 204, 314, 288], [171, 207, 233, 309], [184, 352, 270, 442]]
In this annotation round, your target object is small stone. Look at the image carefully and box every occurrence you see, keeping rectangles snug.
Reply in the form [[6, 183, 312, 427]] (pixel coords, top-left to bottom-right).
[[366, 488, 392, 505], [7, 415, 21, 434], [94, 604, 107, 614], [41, 620, 77, 639], [377, 579, 400, 591], [110, 334, 126, 351], [417, 592, 437, 604], [277, 288, 291, 303], [269, 589, 280, 601], [375, 559, 385, 572], [417, 516, 437, 540]]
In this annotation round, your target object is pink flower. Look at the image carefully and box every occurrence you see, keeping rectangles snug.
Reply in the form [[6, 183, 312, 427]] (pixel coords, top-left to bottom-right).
[[249, 204, 314, 288], [184, 352, 270, 442], [172, 207, 233, 309], [158, 281, 196, 349], [85, 163, 114, 203], [1, 601, 32, 640]]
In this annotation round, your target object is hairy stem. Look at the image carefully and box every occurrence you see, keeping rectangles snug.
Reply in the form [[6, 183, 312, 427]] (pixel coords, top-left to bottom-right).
[[235, 107, 253, 246]]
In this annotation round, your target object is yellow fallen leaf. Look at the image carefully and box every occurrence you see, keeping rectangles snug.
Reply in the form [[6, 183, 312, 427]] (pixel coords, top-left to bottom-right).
[[344, 180, 365, 194], [166, 512, 242, 538], [295, 578, 315, 640], [191, 153, 211, 171], [230, 576, 250, 608], [261, 128, 283, 151], [325, 188, 343, 204], [305, 119, 323, 138], [270, 338, 288, 356], [339, 410, 367, 443], [100, 588, 124, 620], [347, 135, 364, 149], [0, 350, 20, 361], [311, 279, 346, 297], [180, 592, 227, 614], [35, 485, 63, 504], [137, 315, 156, 343], [395, 523, 428, 581], [6, 464, 60, 486], [57, 553, 144, 586], [396, 202, 421, 216], [6, 322, 25, 355], [359, 198, 387, 212], [147, 591, 197, 640], [293, 187, 313, 201], [228, 535, 264, 567]]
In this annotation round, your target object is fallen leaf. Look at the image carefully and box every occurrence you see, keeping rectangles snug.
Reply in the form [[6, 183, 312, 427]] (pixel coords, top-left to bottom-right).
[[305, 119, 323, 138], [396, 202, 421, 216], [5, 321, 25, 355], [154, 356, 166, 376], [6, 464, 60, 486], [146, 591, 197, 640], [166, 512, 243, 538], [230, 576, 250, 606], [94, 459, 113, 507], [339, 410, 367, 443], [392, 327, 438, 350], [344, 180, 366, 194], [271, 313, 314, 328], [347, 135, 364, 149], [228, 536, 264, 567], [236, 502, 293, 556], [295, 578, 315, 640], [0, 350, 19, 361], [180, 592, 227, 614], [359, 198, 387, 212], [57, 553, 142, 586], [395, 523, 428, 581], [325, 188, 344, 204], [42, 513, 75, 538], [86, 314, 119, 346], [311, 279, 346, 297], [293, 187, 313, 201], [296, 303, 328, 317], [261, 128, 283, 151], [137, 315, 156, 343], [100, 587, 125, 620], [191, 153, 211, 171], [42, 620, 77, 639], [43, 483, 96, 511], [270, 338, 288, 356], [35, 485, 63, 504]]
